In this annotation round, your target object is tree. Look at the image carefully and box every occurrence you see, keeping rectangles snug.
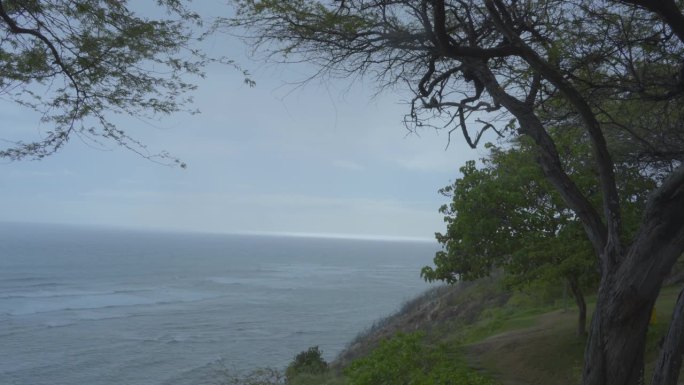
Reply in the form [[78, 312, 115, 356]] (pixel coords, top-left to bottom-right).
[[423, 143, 596, 337], [0, 0, 250, 164], [422, 131, 654, 337], [230, 1, 684, 384]]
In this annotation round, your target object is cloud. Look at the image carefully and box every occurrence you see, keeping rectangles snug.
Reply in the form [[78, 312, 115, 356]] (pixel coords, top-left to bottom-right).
[[392, 151, 462, 173], [1, 168, 76, 179], [78, 189, 163, 200], [332, 159, 365, 171]]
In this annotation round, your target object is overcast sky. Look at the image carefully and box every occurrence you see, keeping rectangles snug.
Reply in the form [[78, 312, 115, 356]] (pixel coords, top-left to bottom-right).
[[0, 2, 492, 241]]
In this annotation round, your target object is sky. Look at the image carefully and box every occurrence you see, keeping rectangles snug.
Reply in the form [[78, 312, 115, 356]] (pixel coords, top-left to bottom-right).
[[0, 1, 493, 241]]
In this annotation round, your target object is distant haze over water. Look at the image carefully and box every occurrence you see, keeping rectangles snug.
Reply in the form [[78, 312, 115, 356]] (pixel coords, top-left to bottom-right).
[[0, 223, 436, 385]]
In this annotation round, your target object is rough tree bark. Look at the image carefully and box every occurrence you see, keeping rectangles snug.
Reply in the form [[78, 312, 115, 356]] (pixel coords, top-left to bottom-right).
[[467, 54, 684, 385], [582, 166, 684, 385], [652, 286, 684, 385], [569, 277, 587, 337], [476, 3, 684, 383]]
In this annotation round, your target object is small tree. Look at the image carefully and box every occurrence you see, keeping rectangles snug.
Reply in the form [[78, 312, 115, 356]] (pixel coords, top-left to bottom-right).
[[285, 346, 328, 381]]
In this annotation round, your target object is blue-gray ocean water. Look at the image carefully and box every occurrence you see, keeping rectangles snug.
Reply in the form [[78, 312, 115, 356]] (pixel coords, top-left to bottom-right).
[[0, 223, 436, 385]]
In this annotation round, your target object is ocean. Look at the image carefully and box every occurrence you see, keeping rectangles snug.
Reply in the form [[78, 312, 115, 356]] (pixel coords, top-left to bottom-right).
[[0, 223, 436, 385]]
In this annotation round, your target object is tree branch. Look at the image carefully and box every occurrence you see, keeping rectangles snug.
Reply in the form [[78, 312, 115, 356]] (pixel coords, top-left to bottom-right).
[[469, 60, 609, 256], [615, 164, 684, 315], [652, 285, 684, 385], [485, 0, 623, 263], [432, 0, 521, 59], [0, 0, 80, 95], [617, 0, 684, 44]]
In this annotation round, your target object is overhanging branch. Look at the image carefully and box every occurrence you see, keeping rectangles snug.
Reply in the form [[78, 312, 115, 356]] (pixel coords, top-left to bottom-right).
[[485, 0, 623, 261]]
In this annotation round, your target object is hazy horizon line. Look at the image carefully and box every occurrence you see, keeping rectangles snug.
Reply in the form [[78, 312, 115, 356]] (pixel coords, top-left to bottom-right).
[[0, 220, 437, 243]]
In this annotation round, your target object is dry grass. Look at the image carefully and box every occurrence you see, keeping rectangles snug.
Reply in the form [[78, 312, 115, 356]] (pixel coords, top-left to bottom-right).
[[332, 277, 512, 369]]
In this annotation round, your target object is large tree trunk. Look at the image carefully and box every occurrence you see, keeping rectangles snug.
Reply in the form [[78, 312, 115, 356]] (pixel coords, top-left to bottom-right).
[[652, 285, 684, 385], [568, 277, 587, 337], [582, 275, 656, 385], [581, 167, 684, 385]]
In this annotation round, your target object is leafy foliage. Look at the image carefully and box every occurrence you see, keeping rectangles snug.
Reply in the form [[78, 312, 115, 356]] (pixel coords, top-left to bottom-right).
[[422, 131, 656, 335], [422, 131, 654, 289], [422, 139, 589, 287], [285, 346, 329, 381], [0, 0, 251, 163], [345, 332, 495, 385]]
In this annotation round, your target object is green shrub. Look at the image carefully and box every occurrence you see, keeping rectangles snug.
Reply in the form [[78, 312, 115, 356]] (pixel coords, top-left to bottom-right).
[[345, 332, 496, 385], [286, 346, 328, 381], [287, 372, 347, 385]]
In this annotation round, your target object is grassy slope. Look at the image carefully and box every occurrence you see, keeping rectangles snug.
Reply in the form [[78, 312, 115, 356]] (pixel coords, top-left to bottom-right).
[[297, 278, 682, 385], [467, 285, 681, 385]]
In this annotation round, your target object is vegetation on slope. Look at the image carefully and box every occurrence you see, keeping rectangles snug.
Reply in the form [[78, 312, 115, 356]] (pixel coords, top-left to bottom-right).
[[232, 268, 683, 385]]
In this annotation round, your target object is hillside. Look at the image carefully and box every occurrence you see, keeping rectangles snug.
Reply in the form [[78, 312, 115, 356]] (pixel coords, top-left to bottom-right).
[[283, 273, 684, 385]]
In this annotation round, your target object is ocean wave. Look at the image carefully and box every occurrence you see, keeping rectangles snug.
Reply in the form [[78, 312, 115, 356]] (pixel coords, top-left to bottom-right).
[[206, 276, 255, 286], [44, 320, 77, 328], [0, 276, 50, 283], [0, 282, 62, 293], [3, 288, 221, 316], [0, 288, 150, 300]]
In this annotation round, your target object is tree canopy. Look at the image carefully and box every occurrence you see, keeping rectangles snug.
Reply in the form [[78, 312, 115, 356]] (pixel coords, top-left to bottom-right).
[[231, 1, 684, 384], [0, 0, 249, 164], [421, 131, 655, 336]]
